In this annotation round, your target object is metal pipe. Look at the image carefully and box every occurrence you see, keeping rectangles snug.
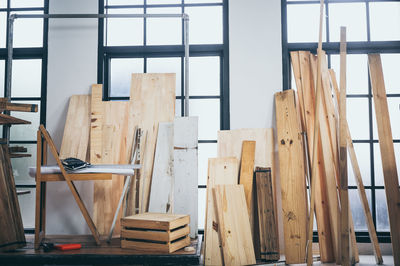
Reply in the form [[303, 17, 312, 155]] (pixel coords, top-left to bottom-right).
[[5, 17, 14, 143], [10, 13, 187, 19], [183, 14, 189, 116]]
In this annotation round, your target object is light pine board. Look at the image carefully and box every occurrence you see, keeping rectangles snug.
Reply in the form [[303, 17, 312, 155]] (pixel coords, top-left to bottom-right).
[[213, 184, 256, 266], [148, 122, 174, 214], [204, 157, 239, 266], [127, 73, 176, 213], [173, 116, 198, 238], [275, 89, 307, 264], [369, 54, 400, 265], [59, 95, 91, 161]]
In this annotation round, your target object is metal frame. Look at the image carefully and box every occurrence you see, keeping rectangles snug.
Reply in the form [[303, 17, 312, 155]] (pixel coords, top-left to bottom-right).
[[282, 0, 400, 244]]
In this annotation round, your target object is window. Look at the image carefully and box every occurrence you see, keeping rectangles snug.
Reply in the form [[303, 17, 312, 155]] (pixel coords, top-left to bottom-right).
[[98, 0, 229, 233], [0, 0, 48, 232], [282, 0, 400, 243]]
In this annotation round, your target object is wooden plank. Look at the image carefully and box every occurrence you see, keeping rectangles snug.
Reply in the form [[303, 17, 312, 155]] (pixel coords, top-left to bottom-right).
[[330, 69, 383, 264], [59, 95, 90, 161], [290, 51, 306, 130], [275, 89, 307, 264], [128, 73, 176, 213], [204, 157, 239, 266], [0, 114, 30, 125], [121, 236, 190, 253], [121, 225, 189, 242], [213, 184, 256, 266], [0, 100, 38, 112], [9, 146, 27, 153], [239, 141, 256, 234], [255, 167, 279, 261], [173, 117, 198, 238], [40, 173, 112, 182], [122, 213, 189, 230], [369, 54, 400, 265], [90, 84, 103, 164], [148, 122, 174, 214]]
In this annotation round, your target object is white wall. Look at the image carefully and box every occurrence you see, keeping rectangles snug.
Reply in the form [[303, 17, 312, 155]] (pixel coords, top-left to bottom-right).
[[45, 0, 98, 234]]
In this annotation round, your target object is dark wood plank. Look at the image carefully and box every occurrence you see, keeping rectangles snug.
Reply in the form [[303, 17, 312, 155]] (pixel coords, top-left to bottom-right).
[[0, 114, 31, 125], [0, 99, 38, 112]]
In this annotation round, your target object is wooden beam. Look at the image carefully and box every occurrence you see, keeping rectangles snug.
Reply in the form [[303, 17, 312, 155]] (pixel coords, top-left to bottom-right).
[[0, 114, 30, 125], [369, 54, 400, 265], [0, 100, 38, 112]]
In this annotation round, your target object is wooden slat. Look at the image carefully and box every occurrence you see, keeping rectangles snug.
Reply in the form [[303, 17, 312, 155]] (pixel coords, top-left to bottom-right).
[[213, 184, 256, 266], [122, 213, 189, 231], [9, 153, 31, 158], [369, 54, 400, 265], [255, 167, 279, 261], [0, 100, 38, 112], [9, 146, 27, 153], [0, 114, 30, 125], [121, 226, 189, 242], [59, 95, 91, 161], [40, 173, 112, 182], [121, 236, 190, 253], [204, 157, 239, 266], [148, 122, 174, 213], [275, 89, 307, 264]]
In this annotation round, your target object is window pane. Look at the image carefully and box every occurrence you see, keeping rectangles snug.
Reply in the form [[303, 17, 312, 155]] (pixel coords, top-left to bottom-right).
[[110, 58, 144, 97], [373, 143, 400, 187], [106, 8, 144, 46], [106, 0, 143, 5], [372, 97, 400, 140], [185, 6, 222, 44], [287, 4, 326, 43], [198, 143, 217, 186], [0, 60, 4, 96], [11, 59, 42, 97], [147, 0, 181, 4], [189, 56, 220, 96], [198, 188, 206, 230], [328, 3, 367, 42], [189, 99, 219, 140], [370, 2, 400, 41], [331, 54, 368, 95], [0, 12, 6, 48], [0, 0, 6, 8], [381, 54, 400, 94], [347, 98, 369, 140], [349, 189, 371, 232], [147, 57, 181, 96], [11, 0, 43, 8], [348, 143, 370, 187], [10, 101, 40, 141], [376, 189, 390, 231], [12, 11, 43, 48], [17, 188, 35, 228], [176, 99, 182, 116], [146, 7, 182, 45], [12, 144, 36, 185]]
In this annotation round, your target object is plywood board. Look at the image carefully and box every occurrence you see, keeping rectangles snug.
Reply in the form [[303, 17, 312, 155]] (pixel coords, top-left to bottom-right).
[[204, 157, 239, 266], [60, 95, 90, 161], [173, 117, 198, 238], [369, 54, 400, 265], [148, 122, 174, 214], [213, 184, 256, 266], [275, 89, 307, 264]]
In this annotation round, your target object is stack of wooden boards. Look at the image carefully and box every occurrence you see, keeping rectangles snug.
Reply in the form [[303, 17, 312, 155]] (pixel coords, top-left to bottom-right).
[[59, 73, 199, 239], [274, 50, 387, 264], [204, 128, 279, 265], [0, 99, 38, 251]]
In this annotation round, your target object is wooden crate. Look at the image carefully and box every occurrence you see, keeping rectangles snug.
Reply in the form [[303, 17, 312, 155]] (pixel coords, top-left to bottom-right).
[[121, 213, 190, 253]]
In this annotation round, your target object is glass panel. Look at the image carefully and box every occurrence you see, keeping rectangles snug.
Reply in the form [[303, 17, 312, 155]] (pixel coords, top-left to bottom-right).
[[0, 0, 6, 8], [185, 6, 222, 44], [328, 3, 367, 42], [331, 54, 368, 95], [372, 97, 400, 140], [176, 99, 181, 116], [198, 188, 206, 230], [106, 8, 144, 46], [189, 99, 219, 140], [11, 59, 42, 97], [346, 98, 369, 140], [376, 189, 390, 231], [17, 188, 35, 228], [12, 11, 43, 48], [147, 57, 181, 96], [189, 56, 220, 96], [185, 0, 222, 3], [287, 4, 326, 43], [106, 0, 143, 5], [10, 101, 40, 141], [0, 12, 6, 48], [374, 143, 400, 187], [0, 60, 4, 96], [349, 189, 371, 232], [381, 54, 400, 94], [12, 144, 37, 185], [147, 0, 181, 4], [11, 0, 43, 8], [370, 2, 400, 41], [146, 7, 182, 45], [198, 143, 217, 186], [110, 58, 144, 97], [348, 143, 370, 187]]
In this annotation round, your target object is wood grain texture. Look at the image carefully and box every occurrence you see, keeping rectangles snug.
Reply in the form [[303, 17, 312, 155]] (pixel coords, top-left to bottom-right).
[[369, 54, 400, 265], [255, 167, 279, 261], [213, 184, 256, 266], [204, 157, 239, 266], [59, 95, 90, 161], [0, 114, 30, 125], [275, 89, 307, 264]]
